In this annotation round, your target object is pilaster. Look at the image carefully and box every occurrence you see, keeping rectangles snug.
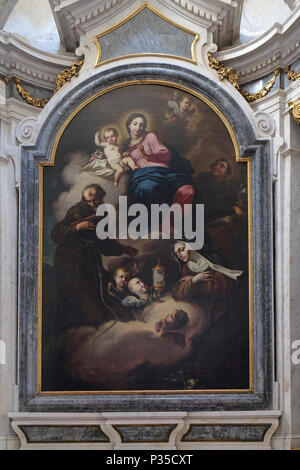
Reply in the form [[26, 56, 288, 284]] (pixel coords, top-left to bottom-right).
[[250, 81, 300, 449], [0, 90, 41, 450]]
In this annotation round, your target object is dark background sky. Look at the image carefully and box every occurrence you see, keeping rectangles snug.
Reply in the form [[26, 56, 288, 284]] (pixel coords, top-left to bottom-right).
[[42, 83, 247, 265]]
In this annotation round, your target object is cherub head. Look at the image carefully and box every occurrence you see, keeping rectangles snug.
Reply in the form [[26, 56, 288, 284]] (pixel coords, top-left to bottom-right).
[[179, 96, 193, 114], [113, 267, 131, 290], [127, 277, 149, 298]]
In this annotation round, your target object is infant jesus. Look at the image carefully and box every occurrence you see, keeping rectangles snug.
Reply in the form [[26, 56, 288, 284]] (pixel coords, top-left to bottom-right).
[[91, 127, 138, 187]]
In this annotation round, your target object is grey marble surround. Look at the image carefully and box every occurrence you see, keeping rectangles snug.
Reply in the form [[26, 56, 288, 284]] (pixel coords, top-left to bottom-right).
[[19, 425, 110, 443], [114, 424, 176, 443], [97, 7, 196, 64], [181, 424, 271, 442], [18, 62, 274, 413]]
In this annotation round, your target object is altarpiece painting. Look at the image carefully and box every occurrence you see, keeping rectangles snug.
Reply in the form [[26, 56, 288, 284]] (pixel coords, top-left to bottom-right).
[[40, 83, 251, 394]]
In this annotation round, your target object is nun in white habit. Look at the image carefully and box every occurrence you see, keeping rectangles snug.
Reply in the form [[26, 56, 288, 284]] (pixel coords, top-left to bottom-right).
[[171, 240, 243, 303]]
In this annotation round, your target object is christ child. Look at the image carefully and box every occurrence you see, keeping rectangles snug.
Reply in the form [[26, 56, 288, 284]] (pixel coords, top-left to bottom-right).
[[94, 128, 138, 187]]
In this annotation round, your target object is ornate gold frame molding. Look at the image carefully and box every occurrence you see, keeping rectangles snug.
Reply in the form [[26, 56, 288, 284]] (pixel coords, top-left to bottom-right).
[[208, 53, 280, 103], [288, 98, 300, 125], [3, 60, 84, 109]]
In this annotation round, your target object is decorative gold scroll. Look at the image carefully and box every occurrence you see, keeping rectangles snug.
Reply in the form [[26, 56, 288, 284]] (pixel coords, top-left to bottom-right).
[[285, 66, 300, 81], [12, 59, 84, 109], [208, 53, 280, 103], [54, 59, 84, 94], [288, 98, 300, 125], [208, 53, 240, 88]]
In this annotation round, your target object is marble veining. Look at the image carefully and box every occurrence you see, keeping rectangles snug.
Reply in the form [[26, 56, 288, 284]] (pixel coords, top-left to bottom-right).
[[97, 7, 195, 64], [182, 424, 271, 442], [20, 425, 110, 443], [113, 424, 177, 443]]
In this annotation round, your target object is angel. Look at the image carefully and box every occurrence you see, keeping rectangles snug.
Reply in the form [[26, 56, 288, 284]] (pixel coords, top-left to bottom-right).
[[164, 91, 196, 123]]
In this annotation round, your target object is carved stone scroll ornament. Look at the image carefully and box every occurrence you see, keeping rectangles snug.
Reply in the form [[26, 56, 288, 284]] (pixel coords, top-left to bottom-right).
[[10, 59, 84, 109], [254, 112, 276, 138], [288, 98, 300, 125], [16, 116, 38, 144], [208, 53, 280, 103]]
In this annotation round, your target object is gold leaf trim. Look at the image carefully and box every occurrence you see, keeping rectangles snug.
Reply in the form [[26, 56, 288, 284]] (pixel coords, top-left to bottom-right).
[[14, 78, 50, 108], [12, 59, 84, 108], [54, 59, 84, 94], [208, 53, 279, 103], [208, 53, 240, 88], [288, 98, 300, 125], [285, 66, 300, 81], [239, 71, 280, 102]]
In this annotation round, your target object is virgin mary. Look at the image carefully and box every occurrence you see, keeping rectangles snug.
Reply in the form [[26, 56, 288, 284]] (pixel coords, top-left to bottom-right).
[[122, 113, 195, 209]]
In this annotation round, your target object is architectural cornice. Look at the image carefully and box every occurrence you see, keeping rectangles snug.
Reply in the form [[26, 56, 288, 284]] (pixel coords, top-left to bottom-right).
[[7, 59, 84, 108], [165, 0, 243, 47], [50, 0, 242, 51], [284, 0, 300, 9], [0, 31, 77, 89], [1, 1, 299, 91], [215, 7, 300, 84], [208, 53, 280, 102]]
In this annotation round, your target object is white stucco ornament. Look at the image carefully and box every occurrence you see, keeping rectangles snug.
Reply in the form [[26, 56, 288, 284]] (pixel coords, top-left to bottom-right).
[[254, 111, 276, 137], [16, 116, 38, 144]]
